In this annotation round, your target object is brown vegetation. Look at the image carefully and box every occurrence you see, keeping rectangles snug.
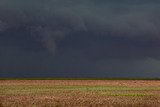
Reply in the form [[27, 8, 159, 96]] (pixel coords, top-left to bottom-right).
[[0, 80, 160, 107]]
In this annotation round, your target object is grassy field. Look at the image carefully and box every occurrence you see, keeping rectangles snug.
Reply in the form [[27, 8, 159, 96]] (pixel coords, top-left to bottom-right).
[[0, 80, 160, 107]]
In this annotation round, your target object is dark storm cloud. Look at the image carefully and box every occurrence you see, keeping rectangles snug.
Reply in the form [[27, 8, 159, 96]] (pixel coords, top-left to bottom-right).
[[1, 0, 160, 59]]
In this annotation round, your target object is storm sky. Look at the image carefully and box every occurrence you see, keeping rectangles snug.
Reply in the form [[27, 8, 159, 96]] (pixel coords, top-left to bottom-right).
[[0, 0, 160, 78]]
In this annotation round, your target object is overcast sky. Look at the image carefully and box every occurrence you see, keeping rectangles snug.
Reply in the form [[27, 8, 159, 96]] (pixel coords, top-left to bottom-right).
[[0, 0, 160, 78]]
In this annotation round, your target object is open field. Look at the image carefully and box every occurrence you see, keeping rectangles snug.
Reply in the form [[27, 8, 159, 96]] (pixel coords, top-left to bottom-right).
[[0, 80, 160, 107]]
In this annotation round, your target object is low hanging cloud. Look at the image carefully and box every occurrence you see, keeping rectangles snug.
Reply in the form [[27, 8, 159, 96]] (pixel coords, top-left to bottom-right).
[[1, 0, 160, 59]]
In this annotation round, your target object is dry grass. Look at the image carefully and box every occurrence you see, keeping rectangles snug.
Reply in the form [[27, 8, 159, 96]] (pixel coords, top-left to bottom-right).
[[0, 80, 160, 107]]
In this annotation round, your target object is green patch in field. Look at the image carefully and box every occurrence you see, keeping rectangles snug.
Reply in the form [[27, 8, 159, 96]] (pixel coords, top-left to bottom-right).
[[104, 93, 153, 97], [100, 92, 153, 97], [50, 86, 160, 91], [0, 85, 160, 95]]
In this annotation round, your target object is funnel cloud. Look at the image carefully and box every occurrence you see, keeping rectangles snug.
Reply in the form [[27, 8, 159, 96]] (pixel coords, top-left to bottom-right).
[[0, 0, 160, 78]]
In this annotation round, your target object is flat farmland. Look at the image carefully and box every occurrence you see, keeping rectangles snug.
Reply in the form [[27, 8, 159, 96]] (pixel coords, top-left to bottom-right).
[[0, 80, 160, 107]]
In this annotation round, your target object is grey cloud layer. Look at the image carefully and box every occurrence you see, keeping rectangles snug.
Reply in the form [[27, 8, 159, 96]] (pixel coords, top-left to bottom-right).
[[1, 0, 160, 59]]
